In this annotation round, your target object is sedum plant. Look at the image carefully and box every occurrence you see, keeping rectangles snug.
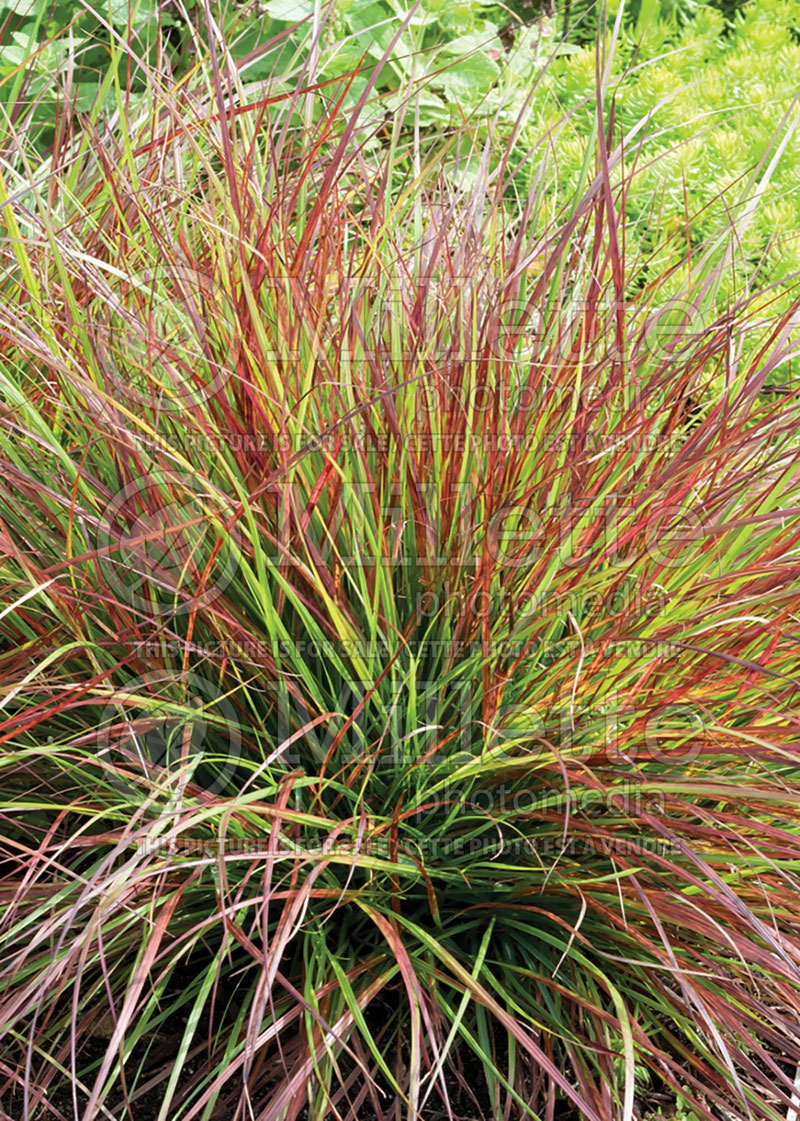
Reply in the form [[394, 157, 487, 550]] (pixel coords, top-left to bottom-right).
[[265, 1, 800, 324]]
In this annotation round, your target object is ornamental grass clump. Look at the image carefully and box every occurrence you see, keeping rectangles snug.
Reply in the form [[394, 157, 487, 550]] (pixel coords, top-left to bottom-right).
[[1, 10, 800, 1121]]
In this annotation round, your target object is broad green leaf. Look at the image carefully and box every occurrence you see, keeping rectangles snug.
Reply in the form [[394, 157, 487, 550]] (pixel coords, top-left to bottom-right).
[[263, 0, 314, 20]]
